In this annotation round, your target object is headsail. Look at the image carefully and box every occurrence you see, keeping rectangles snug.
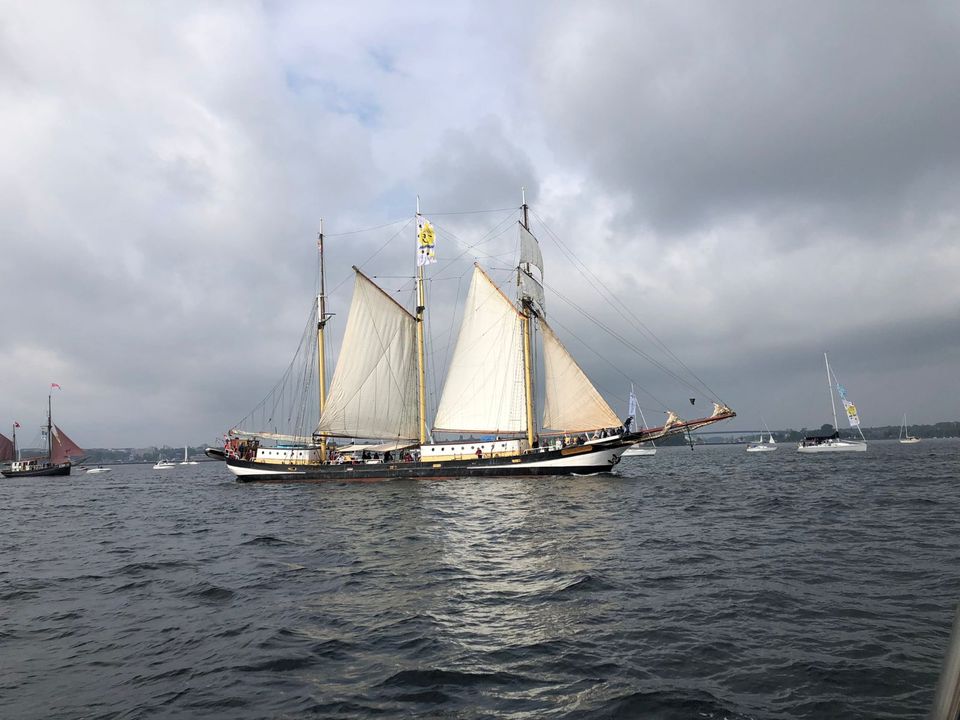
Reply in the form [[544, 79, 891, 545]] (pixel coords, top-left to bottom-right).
[[315, 270, 419, 440], [51, 425, 84, 462], [0, 433, 13, 462], [433, 265, 527, 434], [835, 383, 861, 427], [541, 321, 621, 432]]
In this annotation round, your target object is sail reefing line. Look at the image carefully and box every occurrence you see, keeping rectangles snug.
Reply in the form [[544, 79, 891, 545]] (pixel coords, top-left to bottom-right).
[[315, 268, 419, 441]]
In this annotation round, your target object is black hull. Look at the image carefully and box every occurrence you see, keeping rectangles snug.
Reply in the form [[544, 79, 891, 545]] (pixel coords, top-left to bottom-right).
[[2, 463, 72, 478], [226, 440, 629, 484], [204, 447, 227, 461]]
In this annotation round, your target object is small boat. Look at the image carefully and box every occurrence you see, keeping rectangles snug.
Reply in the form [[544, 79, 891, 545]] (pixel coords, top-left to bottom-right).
[[86, 466, 111, 474], [622, 385, 657, 457], [797, 353, 867, 453], [2, 386, 84, 478], [153, 458, 176, 469], [899, 414, 921, 444], [746, 420, 777, 452], [180, 446, 198, 465]]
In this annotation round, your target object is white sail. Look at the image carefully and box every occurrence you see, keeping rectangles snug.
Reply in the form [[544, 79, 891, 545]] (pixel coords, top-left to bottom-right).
[[315, 270, 419, 440], [433, 266, 527, 433], [541, 321, 621, 432], [519, 222, 543, 273]]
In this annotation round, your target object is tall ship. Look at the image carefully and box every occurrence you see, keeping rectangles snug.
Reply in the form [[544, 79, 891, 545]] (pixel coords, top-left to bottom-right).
[[223, 196, 735, 482], [2, 385, 84, 477]]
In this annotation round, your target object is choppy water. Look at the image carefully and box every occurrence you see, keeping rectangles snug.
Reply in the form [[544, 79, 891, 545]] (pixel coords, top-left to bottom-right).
[[2, 440, 959, 719]]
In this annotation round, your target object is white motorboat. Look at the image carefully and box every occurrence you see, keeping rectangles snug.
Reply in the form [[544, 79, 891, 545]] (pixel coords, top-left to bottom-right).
[[153, 458, 176, 469]]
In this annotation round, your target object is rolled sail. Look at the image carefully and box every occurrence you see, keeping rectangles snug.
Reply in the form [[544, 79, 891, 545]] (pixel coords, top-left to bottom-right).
[[316, 270, 419, 440], [541, 321, 621, 432], [433, 266, 526, 434]]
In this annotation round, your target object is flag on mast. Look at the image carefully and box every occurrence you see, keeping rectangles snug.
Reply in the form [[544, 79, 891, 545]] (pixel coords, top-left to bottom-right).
[[51, 382, 61, 389], [627, 386, 638, 425], [417, 216, 436, 266]]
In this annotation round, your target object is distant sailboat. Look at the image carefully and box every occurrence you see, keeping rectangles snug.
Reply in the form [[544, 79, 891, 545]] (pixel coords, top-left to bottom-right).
[[797, 354, 867, 453], [746, 420, 777, 453], [2, 386, 84, 477], [180, 446, 198, 465], [622, 385, 657, 457], [899, 414, 921, 444]]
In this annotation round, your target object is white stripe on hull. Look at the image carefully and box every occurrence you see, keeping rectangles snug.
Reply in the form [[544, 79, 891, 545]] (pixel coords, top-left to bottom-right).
[[485, 447, 624, 469], [227, 463, 307, 477]]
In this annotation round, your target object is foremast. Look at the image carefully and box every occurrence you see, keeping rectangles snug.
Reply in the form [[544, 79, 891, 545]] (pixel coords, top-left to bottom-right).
[[415, 198, 429, 445], [47, 391, 53, 462]]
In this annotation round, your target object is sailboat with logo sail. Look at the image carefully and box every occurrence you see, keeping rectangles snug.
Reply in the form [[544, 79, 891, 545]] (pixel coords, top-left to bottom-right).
[[797, 353, 867, 453], [223, 196, 735, 482], [2, 385, 84, 477]]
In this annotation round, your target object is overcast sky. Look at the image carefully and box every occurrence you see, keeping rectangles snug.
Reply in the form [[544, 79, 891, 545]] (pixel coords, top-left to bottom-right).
[[2, 1, 959, 448]]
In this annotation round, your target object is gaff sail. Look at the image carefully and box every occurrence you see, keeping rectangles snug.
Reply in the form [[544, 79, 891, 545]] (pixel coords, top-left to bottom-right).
[[433, 265, 527, 434], [315, 270, 419, 441], [51, 425, 84, 462], [0, 433, 13, 462]]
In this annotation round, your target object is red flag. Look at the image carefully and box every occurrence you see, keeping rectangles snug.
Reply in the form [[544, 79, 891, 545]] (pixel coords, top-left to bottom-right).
[[51, 383, 61, 389], [14, 421, 20, 428]]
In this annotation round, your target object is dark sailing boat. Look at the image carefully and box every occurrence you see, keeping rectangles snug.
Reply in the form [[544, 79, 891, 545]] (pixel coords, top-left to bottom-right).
[[2, 387, 84, 478], [223, 196, 735, 483]]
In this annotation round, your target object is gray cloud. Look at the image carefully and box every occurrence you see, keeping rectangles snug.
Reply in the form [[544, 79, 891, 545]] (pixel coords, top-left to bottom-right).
[[1, 1, 957, 448]]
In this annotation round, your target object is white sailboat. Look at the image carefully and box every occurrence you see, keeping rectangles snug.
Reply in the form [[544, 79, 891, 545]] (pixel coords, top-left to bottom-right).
[[622, 385, 656, 456], [746, 420, 777, 452], [180, 446, 198, 465], [797, 353, 867, 453], [899, 414, 921, 444]]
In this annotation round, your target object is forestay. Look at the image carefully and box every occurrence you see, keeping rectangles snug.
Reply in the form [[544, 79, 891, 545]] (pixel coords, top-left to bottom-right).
[[541, 321, 621, 432], [316, 271, 419, 440], [433, 266, 527, 434]]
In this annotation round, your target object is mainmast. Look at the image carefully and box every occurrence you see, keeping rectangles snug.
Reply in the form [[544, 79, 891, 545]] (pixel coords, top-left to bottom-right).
[[415, 197, 428, 445], [825, 352, 839, 433], [317, 220, 329, 462], [47, 391, 53, 461], [520, 188, 537, 448]]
